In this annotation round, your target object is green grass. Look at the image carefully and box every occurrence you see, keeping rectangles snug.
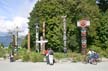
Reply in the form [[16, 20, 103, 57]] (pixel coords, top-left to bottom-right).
[[0, 47, 108, 62]]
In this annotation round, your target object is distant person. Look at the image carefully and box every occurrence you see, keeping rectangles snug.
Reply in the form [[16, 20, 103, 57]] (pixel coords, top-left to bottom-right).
[[44, 49, 49, 63], [48, 48, 54, 65], [87, 49, 94, 58], [93, 52, 99, 61], [44, 49, 48, 56], [9, 52, 14, 62], [87, 49, 99, 64], [48, 48, 54, 55]]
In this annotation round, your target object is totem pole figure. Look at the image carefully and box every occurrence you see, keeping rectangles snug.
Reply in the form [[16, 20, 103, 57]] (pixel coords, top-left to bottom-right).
[[36, 21, 48, 53], [12, 35, 15, 56], [77, 19, 90, 55], [61, 16, 67, 51]]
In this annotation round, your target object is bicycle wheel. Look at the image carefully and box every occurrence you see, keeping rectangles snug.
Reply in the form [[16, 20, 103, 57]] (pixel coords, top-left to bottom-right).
[[92, 59, 97, 65]]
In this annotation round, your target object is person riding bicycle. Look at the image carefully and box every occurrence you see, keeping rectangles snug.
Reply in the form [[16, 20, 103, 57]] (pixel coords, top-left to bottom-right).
[[93, 52, 99, 60], [87, 49, 95, 63], [87, 49, 99, 64]]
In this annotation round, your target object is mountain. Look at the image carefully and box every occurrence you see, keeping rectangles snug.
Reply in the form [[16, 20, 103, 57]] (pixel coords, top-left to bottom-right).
[[0, 35, 24, 47], [0, 36, 11, 47], [0, 32, 8, 36]]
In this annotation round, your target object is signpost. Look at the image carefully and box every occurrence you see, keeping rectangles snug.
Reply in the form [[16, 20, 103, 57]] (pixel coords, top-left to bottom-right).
[[77, 19, 90, 55]]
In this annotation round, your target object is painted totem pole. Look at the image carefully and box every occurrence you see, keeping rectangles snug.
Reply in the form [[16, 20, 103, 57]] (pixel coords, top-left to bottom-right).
[[77, 19, 90, 55]]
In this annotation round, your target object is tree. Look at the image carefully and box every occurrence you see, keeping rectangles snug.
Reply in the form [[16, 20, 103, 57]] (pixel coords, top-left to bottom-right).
[[0, 43, 4, 48], [96, 0, 108, 12], [21, 36, 28, 49], [28, 0, 102, 52], [95, 10, 108, 49]]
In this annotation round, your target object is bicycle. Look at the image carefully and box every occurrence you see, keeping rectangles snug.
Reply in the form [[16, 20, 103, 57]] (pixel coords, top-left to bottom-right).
[[89, 58, 97, 65]]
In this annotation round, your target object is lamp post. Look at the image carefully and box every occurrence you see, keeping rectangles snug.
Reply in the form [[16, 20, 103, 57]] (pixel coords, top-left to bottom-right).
[[36, 23, 39, 52]]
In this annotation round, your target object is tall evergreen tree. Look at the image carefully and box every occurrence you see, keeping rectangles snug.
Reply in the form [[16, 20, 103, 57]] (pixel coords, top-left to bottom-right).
[[27, 0, 107, 52], [96, 0, 108, 12], [95, 11, 108, 49]]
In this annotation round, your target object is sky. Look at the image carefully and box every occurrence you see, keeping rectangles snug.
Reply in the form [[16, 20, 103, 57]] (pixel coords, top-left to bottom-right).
[[0, 0, 37, 36]]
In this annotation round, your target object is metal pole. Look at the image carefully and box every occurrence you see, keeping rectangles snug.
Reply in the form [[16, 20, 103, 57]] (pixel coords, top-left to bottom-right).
[[61, 16, 67, 49]]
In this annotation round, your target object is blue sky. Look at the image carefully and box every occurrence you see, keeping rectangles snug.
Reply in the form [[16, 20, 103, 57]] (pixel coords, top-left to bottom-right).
[[0, 0, 37, 36]]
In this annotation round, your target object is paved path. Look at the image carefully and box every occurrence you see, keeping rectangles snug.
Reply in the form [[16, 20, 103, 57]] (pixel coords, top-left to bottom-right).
[[0, 60, 108, 71]]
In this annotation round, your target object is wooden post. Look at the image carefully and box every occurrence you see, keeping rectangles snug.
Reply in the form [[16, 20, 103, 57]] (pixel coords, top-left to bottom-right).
[[12, 35, 15, 55], [28, 32, 30, 52]]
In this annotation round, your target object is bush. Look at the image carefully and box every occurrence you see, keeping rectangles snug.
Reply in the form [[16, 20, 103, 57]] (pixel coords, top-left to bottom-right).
[[22, 52, 30, 62], [99, 50, 108, 58], [67, 52, 73, 58], [89, 45, 102, 53], [71, 52, 82, 62], [106, 48, 108, 52], [18, 48, 26, 55], [0, 48, 6, 57], [18, 48, 27, 59], [54, 53, 66, 59], [106, 48, 108, 58], [54, 52, 82, 62], [14, 54, 21, 60], [30, 52, 44, 62], [30, 52, 37, 62], [20, 48, 30, 62]]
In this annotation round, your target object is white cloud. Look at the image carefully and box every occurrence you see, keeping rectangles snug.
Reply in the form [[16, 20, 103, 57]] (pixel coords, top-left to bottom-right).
[[0, 16, 29, 36], [0, 0, 38, 36]]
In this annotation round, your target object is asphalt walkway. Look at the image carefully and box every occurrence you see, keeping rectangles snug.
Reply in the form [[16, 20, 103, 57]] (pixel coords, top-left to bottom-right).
[[0, 60, 108, 71]]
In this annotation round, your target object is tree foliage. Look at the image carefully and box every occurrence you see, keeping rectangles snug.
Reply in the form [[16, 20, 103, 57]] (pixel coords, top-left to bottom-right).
[[96, 0, 108, 12], [26, 0, 108, 52], [95, 11, 108, 49]]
